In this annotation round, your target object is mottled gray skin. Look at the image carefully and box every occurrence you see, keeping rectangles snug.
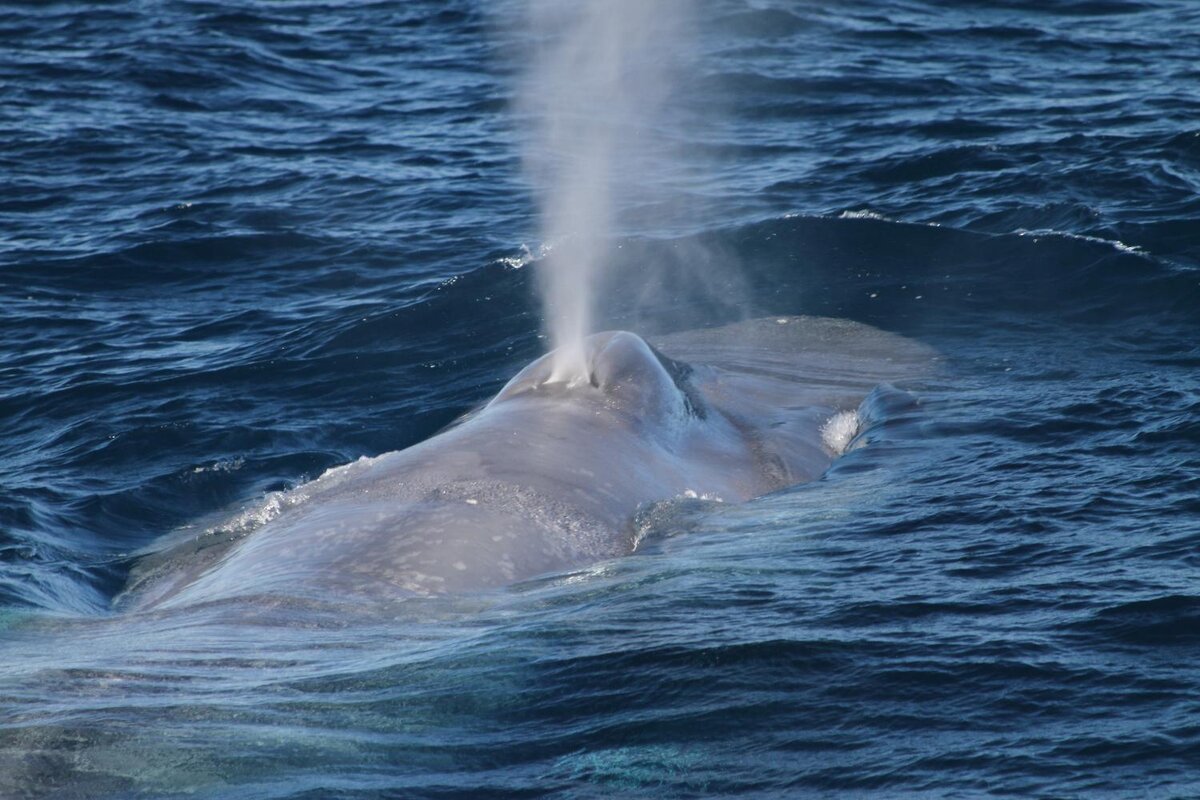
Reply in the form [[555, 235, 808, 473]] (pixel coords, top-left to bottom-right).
[[119, 317, 933, 610]]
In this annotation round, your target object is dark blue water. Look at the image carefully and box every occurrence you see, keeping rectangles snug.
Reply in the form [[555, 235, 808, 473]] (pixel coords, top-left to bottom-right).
[[2, 1, 1199, 797]]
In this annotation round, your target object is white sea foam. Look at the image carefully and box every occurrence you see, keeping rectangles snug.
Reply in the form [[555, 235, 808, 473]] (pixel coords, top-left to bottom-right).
[[838, 209, 941, 226], [494, 243, 545, 271], [214, 487, 310, 539], [838, 209, 891, 222], [1014, 228, 1145, 255], [201, 456, 384, 541], [191, 457, 244, 474], [821, 410, 861, 456]]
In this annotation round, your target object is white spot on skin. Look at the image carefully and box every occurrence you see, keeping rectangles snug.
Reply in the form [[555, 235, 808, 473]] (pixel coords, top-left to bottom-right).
[[452, 561, 467, 571], [465, 498, 478, 505]]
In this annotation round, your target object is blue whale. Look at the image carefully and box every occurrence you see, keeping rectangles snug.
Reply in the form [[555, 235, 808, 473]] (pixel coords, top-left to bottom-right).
[[118, 316, 934, 610]]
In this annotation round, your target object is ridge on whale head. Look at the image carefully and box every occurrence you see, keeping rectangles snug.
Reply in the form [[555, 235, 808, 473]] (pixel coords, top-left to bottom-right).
[[490, 330, 700, 430], [117, 316, 937, 613]]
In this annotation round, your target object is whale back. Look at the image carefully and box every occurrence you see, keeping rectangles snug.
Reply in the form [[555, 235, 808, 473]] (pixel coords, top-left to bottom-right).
[[117, 316, 936, 611], [645, 315, 937, 488], [650, 315, 936, 406]]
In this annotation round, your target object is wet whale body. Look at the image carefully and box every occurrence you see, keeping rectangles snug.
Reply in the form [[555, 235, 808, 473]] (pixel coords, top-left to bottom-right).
[[118, 316, 935, 611]]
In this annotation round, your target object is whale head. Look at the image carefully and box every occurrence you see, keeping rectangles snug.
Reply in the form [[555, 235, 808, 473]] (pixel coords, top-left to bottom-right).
[[489, 331, 704, 427]]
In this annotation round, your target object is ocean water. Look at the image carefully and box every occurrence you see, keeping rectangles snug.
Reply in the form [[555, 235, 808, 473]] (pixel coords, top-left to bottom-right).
[[2, 0, 1199, 797]]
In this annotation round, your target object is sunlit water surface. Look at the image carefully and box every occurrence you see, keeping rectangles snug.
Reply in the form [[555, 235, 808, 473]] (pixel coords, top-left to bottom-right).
[[2, 1, 1199, 797]]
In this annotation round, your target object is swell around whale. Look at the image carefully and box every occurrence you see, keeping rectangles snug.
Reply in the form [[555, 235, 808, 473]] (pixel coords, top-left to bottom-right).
[[115, 316, 936, 612]]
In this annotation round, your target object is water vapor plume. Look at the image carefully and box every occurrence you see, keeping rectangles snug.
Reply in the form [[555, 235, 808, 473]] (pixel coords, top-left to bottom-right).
[[517, 0, 696, 384]]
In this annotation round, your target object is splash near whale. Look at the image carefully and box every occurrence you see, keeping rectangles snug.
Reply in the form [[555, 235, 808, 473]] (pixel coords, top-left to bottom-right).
[[117, 316, 935, 612]]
